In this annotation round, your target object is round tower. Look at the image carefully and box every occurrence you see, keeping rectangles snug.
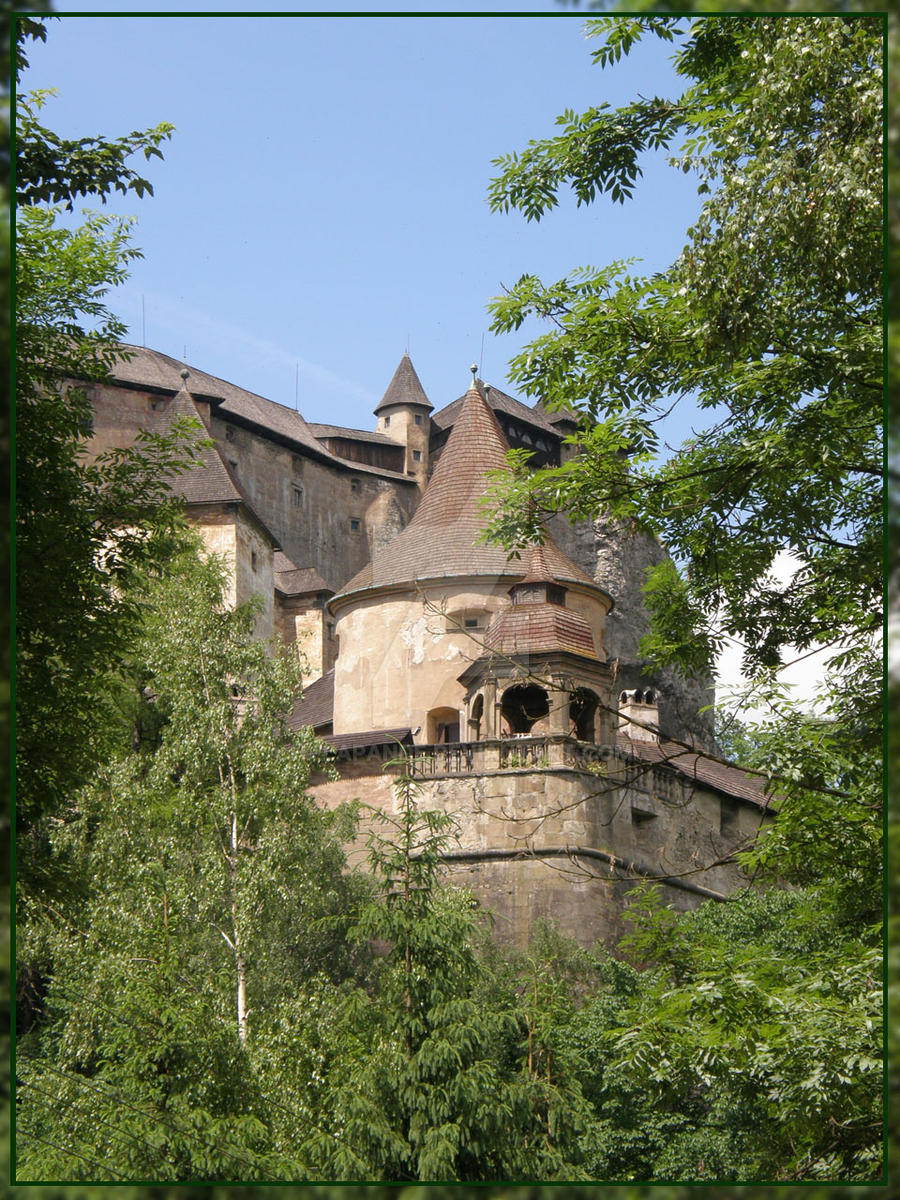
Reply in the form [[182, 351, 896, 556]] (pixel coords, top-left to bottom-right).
[[330, 374, 612, 742]]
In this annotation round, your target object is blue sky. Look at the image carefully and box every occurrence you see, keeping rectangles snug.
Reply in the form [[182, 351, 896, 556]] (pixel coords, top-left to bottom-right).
[[23, 3, 704, 431]]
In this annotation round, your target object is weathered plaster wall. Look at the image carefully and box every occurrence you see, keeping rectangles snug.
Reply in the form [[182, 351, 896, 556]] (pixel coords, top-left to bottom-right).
[[331, 584, 513, 736]]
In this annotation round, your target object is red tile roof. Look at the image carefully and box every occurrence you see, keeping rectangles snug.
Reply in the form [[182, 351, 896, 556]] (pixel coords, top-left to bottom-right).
[[484, 605, 597, 659], [334, 384, 599, 601]]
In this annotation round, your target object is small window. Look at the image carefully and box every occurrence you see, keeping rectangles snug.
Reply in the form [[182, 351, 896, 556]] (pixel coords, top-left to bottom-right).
[[292, 485, 303, 507], [350, 478, 360, 494], [720, 797, 739, 834], [631, 807, 656, 827], [292, 455, 304, 473], [225, 425, 235, 441], [411, 449, 422, 463], [327, 622, 335, 638], [251, 549, 258, 572], [228, 459, 238, 472], [350, 518, 361, 532], [464, 617, 479, 630], [384, 415, 390, 428], [414, 413, 423, 426]]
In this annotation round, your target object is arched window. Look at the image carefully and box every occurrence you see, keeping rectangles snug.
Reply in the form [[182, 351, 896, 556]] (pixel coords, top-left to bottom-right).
[[569, 688, 599, 742], [427, 707, 460, 744], [500, 684, 549, 735], [468, 694, 484, 742]]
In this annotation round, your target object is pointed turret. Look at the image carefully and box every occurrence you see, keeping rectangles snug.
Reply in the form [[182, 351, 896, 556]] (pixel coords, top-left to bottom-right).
[[374, 352, 432, 481], [374, 352, 432, 415]]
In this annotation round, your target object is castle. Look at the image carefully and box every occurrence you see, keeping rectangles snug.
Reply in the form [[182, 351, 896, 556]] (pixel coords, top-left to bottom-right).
[[87, 346, 770, 947]]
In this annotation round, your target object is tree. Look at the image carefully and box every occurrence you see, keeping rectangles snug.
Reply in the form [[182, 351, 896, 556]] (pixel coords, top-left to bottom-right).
[[567, 889, 882, 1181], [15, 24, 191, 912], [484, 14, 881, 693], [16, 548, 362, 1182], [300, 765, 598, 1181], [481, 13, 884, 1185]]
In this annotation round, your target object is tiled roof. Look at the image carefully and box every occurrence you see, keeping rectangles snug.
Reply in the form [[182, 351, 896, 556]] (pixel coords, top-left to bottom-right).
[[286, 669, 334, 731], [308, 423, 401, 446], [618, 734, 773, 808], [334, 385, 598, 601], [374, 353, 432, 414], [535, 399, 580, 428], [108, 344, 347, 465], [432, 380, 560, 438], [273, 551, 332, 595], [484, 604, 597, 659], [275, 568, 333, 597], [140, 384, 246, 507], [323, 728, 414, 751]]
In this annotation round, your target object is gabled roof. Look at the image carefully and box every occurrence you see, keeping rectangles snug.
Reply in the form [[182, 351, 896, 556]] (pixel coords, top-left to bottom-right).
[[308, 423, 401, 447], [374, 353, 432, 414], [432, 380, 560, 439], [135, 377, 279, 547], [333, 383, 599, 603], [141, 382, 245, 507]]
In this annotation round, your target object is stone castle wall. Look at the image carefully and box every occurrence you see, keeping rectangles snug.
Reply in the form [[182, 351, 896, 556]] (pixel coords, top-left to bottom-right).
[[311, 738, 761, 949]]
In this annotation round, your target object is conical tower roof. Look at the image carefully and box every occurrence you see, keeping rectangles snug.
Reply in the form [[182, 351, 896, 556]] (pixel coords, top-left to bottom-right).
[[374, 352, 432, 415], [334, 381, 597, 601]]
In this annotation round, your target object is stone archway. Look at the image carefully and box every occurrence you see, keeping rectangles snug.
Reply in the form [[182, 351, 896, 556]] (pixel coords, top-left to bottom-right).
[[569, 688, 599, 742], [500, 683, 550, 735], [426, 706, 460, 744]]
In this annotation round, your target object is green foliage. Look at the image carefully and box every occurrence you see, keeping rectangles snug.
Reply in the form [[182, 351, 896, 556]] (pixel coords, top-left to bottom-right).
[[15, 35, 188, 909], [565, 891, 883, 1182], [484, 15, 881, 685], [17, 88, 173, 210], [16, 550, 359, 1182], [301, 770, 598, 1181]]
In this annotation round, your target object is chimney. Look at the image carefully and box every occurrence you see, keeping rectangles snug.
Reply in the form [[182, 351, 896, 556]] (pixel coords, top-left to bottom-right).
[[618, 688, 660, 743]]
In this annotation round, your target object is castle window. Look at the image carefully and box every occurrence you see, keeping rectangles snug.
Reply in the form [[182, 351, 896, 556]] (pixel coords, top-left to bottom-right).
[[384, 416, 390, 428], [631, 806, 656, 827], [569, 689, 599, 742], [292, 485, 303, 507], [411, 449, 422, 463], [292, 455, 304, 473], [350, 518, 361, 532], [350, 478, 360, 494], [225, 425, 235, 441], [720, 797, 739, 834], [468, 694, 484, 742], [251, 549, 258, 572], [414, 413, 423, 426], [464, 617, 479, 630]]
